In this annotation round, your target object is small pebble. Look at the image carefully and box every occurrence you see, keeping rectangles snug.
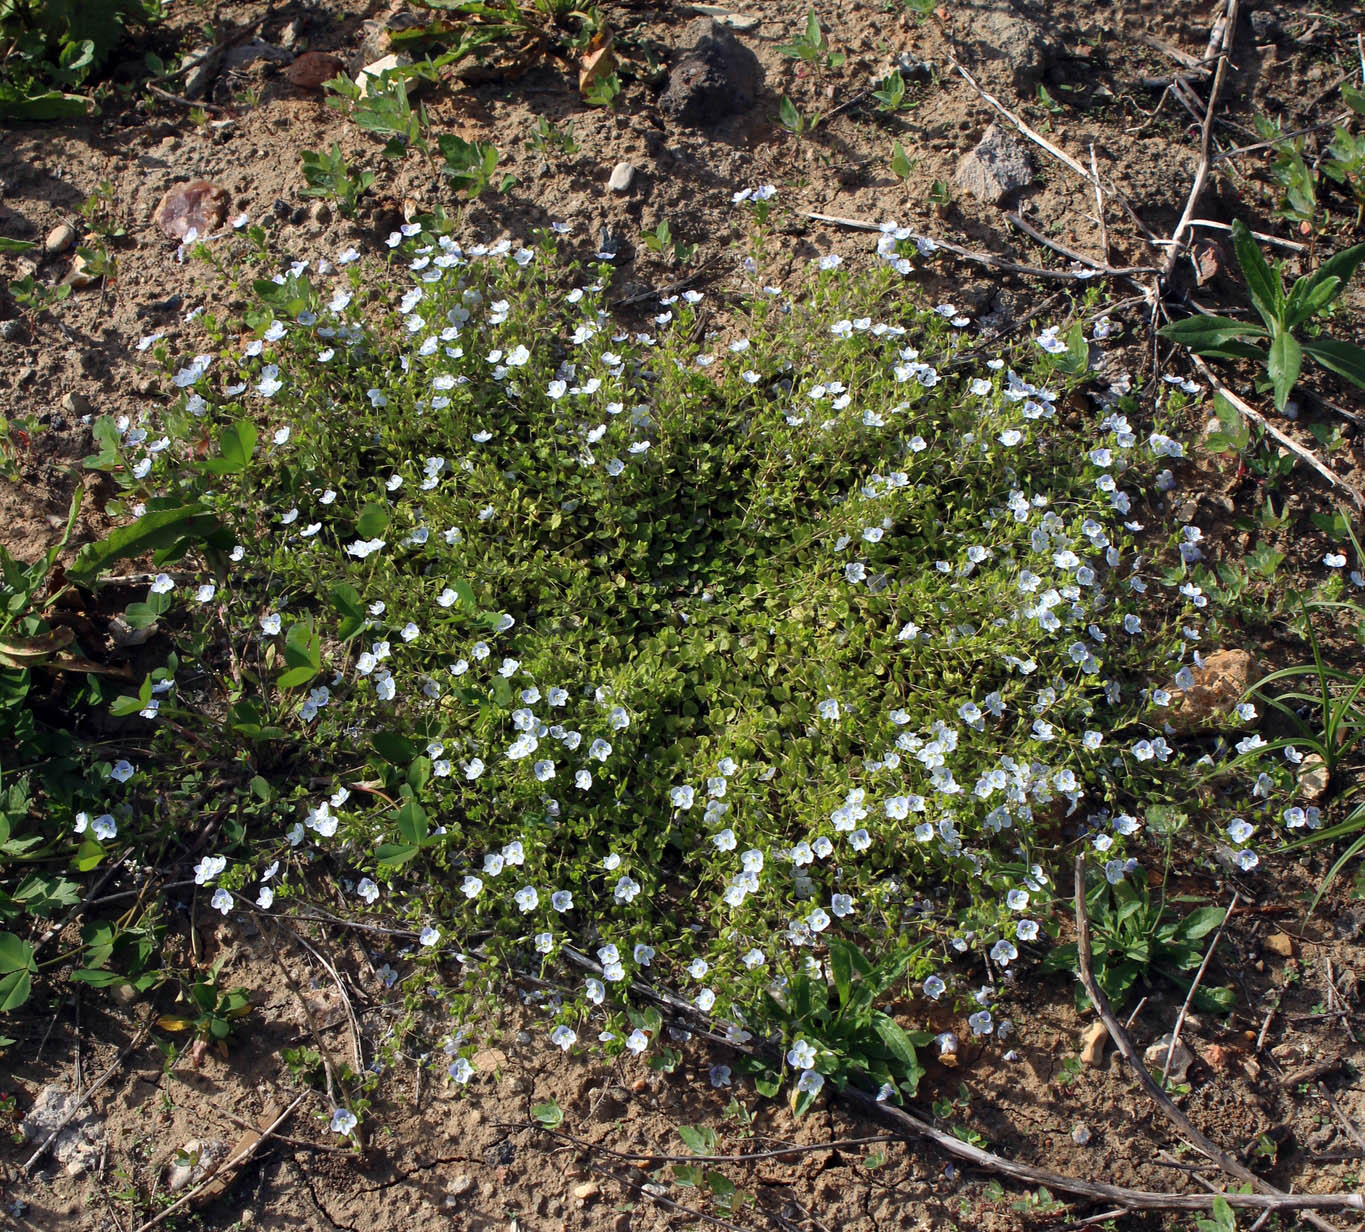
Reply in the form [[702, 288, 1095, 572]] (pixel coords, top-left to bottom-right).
[[45, 222, 76, 254], [1072, 1124, 1092, 1146], [608, 162, 636, 193]]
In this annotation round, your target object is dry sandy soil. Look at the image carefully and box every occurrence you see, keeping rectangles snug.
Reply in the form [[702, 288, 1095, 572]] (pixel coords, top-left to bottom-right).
[[4, 1, 1365, 1229]]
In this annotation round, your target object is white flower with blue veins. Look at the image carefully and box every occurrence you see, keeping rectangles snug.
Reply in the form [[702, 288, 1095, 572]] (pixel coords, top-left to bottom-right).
[[449, 1057, 475, 1084]]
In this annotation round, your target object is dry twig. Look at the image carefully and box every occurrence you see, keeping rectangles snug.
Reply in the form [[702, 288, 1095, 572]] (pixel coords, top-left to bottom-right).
[[127, 1095, 306, 1232], [1073, 855, 1347, 1232], [560, 944, 1364, 1219], [1186, 353, 1365, 510], [1162, 890, 1239, 1086], [24, 1024, 150, 1173], [801, 211, 1147, 282], [1160, 0, 1241, 285], [948, 56, 1092, 183]]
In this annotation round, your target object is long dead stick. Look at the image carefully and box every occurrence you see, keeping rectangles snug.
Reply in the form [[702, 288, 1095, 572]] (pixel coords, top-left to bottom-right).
[[127, 1094, 306, 1232], [1161, 0, 1240, 284], [1073, 856, 1347, 1232], [24, 1024, 150, 1173], [1162, 889, 1239, 1086], [948, 56, 1092, 183], [1187, 353, 1365, 511], [556, 948, 1365, 1218], [801, 211, 1150, 282]]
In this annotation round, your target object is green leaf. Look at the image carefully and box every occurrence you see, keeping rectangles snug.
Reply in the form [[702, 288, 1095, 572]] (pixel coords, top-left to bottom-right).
[[1157, 315, 1267, 350], [779, 96, 802, 134], [891, 140, 913, 180], [354, 503, 390, 539], [1284, 273, 1341, 330], [375, 842, 420, 868], [371, 730, 416, 763], [284, 621, 322, 671], [0, 88, 89, 121], [707, 1171, 736, 1198], [1268, 330, 1303, 411], [202, 420, 257, 476], [395, 799, 428, 846], [828, 937, 853, 1008], [1172, 906, 1229, 942], [672, 1163, 702, 1187], [68, 504, 215, 585], [677, 1125, 716, 1155], [0, 931, 35, 976], [1305, 241, 1365, 309], [1303, 337, 1365, 390], [0, 237, 36, 254], [276, 665, 317, 689], [331, 582, 365, 640], [872, 1013, 920, 1068], [1231, 219, 1282, 330], [0, 968, 31, 1012], [532, 1099, 563, 1127]]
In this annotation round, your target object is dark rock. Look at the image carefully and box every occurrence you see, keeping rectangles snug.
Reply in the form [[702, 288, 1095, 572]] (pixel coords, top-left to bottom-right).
[[287, 51, 345, 91], [954, 123, 1033, 204], [1249, 9, 1283, 42], [960, 3, 1056, 93], [659, 18, 761, 127], [223, 38, 291, 72]]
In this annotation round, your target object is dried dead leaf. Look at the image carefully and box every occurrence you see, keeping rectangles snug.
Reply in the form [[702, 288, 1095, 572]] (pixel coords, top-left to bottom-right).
[[579, 31, 617, 96]]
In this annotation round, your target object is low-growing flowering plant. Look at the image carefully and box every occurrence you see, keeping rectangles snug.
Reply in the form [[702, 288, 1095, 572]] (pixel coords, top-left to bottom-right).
[[18, 196, 1280, 1108]]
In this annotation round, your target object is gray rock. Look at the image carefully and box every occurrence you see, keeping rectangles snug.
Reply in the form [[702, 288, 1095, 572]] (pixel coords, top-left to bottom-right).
[[21, 1086, 106, 1176], [0, 318, 25, 342], [181, 46, 220, 101], [897, 52, 933, 79], [961, 2, 1056, 92], [608, 162, 637, 193], [1143, 1034, 1194, 1084], [60, 391, 91, 416], [166, 1137, 230, 1192], [223, 38, 291, 72], [954, 123, 1033, 204], [659, 18, 761, 127], [1071, 1123, 1093, 1146], [445, 1174, 475, 1206]]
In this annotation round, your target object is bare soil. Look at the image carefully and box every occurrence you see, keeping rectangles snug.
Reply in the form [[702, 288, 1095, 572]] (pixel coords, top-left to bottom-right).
[[4, 1, 1365, 1229]]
